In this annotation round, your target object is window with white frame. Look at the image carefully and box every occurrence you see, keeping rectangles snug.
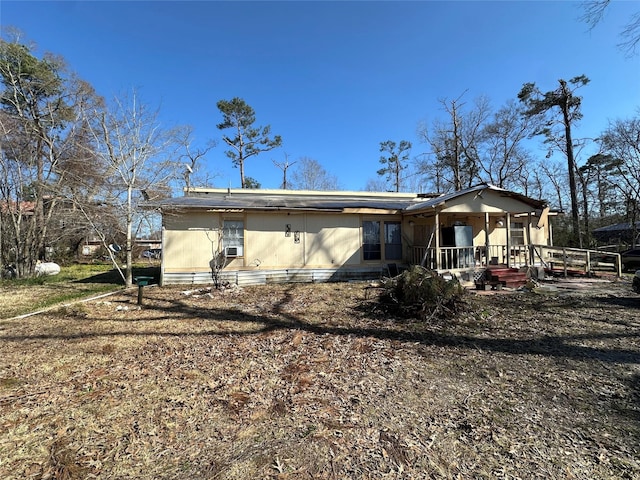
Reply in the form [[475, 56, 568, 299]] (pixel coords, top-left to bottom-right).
[[510, 222, 525, 245], [222, 219, 244, 255]]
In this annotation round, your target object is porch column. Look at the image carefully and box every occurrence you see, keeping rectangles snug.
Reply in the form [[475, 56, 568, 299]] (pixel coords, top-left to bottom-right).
[[484, 212, 490, 267], [526, 212, 533, 266], [506, 213, 511, 268], [434, 211, 440, 270]]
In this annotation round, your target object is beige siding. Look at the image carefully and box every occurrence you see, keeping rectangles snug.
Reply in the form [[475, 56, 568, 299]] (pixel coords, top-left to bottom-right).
[[305, 214, 361, 266], [164, 212, 220, 271], [246, 213, 305, 267], [164, 229, 219, 271], [439, 190, 537, 214], [529, 224, 549, 245]]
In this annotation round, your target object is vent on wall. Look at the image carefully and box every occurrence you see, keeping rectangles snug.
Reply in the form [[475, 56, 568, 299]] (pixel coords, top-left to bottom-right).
[[225, 246, 243, 257]]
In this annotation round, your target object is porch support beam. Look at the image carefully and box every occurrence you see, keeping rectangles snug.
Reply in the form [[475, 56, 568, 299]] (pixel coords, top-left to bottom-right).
[[506, 212, 511, 268], [434, 211, 440, 270], [526, 212, 533, 267], [484, 212, 490, 267]]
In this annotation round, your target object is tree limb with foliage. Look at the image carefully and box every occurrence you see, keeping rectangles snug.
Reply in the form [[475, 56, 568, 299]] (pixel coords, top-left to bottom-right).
[[377, 140, 411, 192], [0, 35, 99, 276], [518, 75, 590, 247], [216, 97, 282, 188]]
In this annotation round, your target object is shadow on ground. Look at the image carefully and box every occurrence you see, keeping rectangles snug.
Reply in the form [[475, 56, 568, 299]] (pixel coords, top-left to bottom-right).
[[73, 266, 160, 285]]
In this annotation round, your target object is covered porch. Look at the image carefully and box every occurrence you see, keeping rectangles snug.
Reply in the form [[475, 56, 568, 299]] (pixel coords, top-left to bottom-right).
[[402, 185, 552, 273], [397, 184, 624, 282]]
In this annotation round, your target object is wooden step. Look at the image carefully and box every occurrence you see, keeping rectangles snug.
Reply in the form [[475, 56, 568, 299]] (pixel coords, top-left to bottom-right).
[[489, 272, 527, 281], [484, 266, 528, 289]]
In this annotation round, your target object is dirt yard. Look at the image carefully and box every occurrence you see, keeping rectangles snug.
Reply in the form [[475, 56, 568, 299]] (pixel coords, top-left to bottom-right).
[[1, 279, 639, 479]]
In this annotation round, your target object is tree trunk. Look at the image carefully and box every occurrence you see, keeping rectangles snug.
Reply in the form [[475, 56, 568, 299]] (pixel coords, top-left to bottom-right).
[[560, 90, 582, 247], [578, 169, 590, 248], [126, 184, 133, 287]]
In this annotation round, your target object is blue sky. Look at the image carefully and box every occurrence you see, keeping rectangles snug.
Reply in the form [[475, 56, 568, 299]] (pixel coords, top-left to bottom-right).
[[2, 1, 639, 191]]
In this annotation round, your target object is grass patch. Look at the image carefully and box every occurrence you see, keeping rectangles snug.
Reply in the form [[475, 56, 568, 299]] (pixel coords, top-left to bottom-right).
[[0, 263, 159, 319]]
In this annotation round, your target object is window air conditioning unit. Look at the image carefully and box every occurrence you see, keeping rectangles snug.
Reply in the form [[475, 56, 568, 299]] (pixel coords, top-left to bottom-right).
[[225, 246, 243, 257]]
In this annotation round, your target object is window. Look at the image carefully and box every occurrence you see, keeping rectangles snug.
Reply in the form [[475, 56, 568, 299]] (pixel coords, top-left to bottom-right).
[[362, 220, 402, 261], [510, 222, 525, 245], [384, 221, 402, 260], [222, 219, 244, 254], [363, 221, 381, 260]]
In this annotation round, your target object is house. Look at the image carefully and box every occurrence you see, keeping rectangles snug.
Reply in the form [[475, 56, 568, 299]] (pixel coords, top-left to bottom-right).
[[154, 183, 556, 286], [592, 221, 640, 246]]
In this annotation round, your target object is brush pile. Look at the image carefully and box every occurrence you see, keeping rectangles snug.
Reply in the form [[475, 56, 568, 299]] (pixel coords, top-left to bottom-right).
[[379, 265, 467, 321]]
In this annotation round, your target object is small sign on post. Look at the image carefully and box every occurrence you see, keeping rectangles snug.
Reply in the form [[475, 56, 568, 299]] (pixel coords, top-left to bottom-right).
[[134, 276, 154, 305]]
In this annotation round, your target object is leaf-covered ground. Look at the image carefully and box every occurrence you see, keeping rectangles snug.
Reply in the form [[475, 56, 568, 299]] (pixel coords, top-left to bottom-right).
[[0, 280, 639, 479]]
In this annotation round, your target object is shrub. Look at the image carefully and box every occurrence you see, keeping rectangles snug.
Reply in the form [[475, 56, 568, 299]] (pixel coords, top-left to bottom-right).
[[379, 265, 466, 321]]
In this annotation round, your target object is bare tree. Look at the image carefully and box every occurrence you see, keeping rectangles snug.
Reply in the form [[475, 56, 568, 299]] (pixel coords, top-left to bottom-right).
[[364, 177, 389, 192], [177, 125, 215, 191], [518, 160, 546, 200], [599, 114, 640, 246], [273, 153, 296, 189], [538, 160, 568, 212], [480, 100, 535, 189], [80, 90, 178, 286], [581, 0, 640, 56], [418, 93, 490, 192], [290, 157, 339, 190]]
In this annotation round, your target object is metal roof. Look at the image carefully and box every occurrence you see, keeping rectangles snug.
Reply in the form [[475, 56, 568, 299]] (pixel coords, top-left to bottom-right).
[[593, 221, 640, 233], [153, 192, 419, 212], [405, 184, 546, 212], [152, 184, 546, 213]]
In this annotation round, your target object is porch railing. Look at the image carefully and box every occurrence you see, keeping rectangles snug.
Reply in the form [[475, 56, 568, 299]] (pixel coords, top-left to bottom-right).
[[409, 244, 622, 276], [533, 245, 622, 276], [410, 244, 529, 270]]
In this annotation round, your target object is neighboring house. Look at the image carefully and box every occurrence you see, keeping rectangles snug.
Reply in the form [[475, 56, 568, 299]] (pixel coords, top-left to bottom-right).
[[592, 221, 640, 246], [78, 238, 162, 258], [154, 183, 555, 286]]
